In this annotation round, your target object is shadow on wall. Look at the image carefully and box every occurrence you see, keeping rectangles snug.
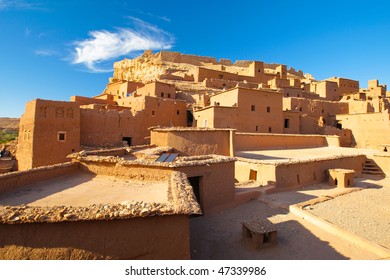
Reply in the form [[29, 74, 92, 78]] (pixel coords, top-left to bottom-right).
[[190, 200, 348, 260]]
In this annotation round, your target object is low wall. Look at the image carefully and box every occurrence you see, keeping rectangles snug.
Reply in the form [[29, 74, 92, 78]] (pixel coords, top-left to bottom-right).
[[0, 162, 78, 196], [235, 155, 365, 190], [274, 155, 365, 190], [150, 128, 234, 156], [77, 158, 173, 181], [0, 215, 190, 260], [175, 160, 235, 215], [370, 153, 390, 177], [235, 133, 340, 151]]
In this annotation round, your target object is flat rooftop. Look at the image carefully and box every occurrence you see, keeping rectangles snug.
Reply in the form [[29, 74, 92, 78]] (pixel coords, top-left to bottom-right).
[[0, 171, 169, 207], [236, 147, 378, 163]]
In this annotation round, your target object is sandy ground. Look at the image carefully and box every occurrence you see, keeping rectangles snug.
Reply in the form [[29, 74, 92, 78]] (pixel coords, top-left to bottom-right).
[[190, 175, 389, 260], [0, 172, 168, 207], [308, 176, 390, 249]]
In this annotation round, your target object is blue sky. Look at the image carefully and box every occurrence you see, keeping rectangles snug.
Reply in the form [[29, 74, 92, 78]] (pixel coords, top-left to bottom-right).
[[1, 0, 390, 117]]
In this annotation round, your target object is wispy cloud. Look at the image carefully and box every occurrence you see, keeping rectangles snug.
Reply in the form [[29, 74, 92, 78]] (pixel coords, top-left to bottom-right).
[[35, 49, 58, 57], [0, 0, 43, 11], [71, 18, 174, 73]]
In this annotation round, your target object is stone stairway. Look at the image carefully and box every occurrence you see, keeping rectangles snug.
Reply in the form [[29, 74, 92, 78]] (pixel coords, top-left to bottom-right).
[[362, 158, 385, 176]]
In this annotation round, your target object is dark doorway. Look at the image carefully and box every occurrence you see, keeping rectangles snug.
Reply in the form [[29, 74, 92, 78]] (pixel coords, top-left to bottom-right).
[[188, 176, 203, 214], [186, 110, 194, 127], [122, 137, 132, 146]]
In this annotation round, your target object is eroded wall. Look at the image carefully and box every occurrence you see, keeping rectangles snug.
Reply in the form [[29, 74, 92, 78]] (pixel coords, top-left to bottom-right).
[[150, 128, 233, 156], [0, 215, 190, 260], [235, 133, 335, 151], [17, 99, 80, 170]]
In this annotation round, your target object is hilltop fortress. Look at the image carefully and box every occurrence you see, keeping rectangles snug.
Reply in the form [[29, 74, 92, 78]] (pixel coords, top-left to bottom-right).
[[1, 51, 390, 259], [16, 50, 390, 169]]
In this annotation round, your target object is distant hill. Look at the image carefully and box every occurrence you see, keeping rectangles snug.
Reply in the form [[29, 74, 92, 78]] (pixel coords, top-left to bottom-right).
[[0, 118, 19, 130]]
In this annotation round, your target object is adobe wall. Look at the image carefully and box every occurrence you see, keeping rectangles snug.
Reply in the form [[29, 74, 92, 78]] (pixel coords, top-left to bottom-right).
[[77, 158, 173, 181], [70, 96, 116, 106], [235, 160, 276, 186], [0, 162, 78, 196], [80, 108, 135, 147], [194, 106, 238, 129], [150, 128, 233, 156], [236, 88, 284, 133], [235, 133, 338, 151], [0, 215, 190, 260], [336, 112, 390, 149], [17, 100, 36, 170], [137, 82, 176, 99], [274, 155, 366, 190], [17, 99, 81, 170], [175, 160, 235, 215], [283, 111, 300, 134], [235, 155, 365, 190]]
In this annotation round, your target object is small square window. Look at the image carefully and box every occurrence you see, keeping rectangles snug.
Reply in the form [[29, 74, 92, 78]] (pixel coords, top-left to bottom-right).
[[266, 106, 271, 113], [152, 110, 156, 116], [177, 110, 180, 115], [160, 92, 164, 97], [58, 132, 66, 142], [251, 105, 256, 111], [268, 127, 272, 133]]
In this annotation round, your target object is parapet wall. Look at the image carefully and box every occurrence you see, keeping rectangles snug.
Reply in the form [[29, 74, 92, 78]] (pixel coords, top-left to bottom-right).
[[235, 133, 340, 151], [77, 156, 173, 181], [0, 214, 190, 259], [150, 128, 234, 156], [235, 154, 365, 190], [0, 162, 78, 196]]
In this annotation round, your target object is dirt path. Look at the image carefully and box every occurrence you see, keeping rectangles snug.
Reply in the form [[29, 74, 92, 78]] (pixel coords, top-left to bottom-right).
[[190, 176, 389, 260]]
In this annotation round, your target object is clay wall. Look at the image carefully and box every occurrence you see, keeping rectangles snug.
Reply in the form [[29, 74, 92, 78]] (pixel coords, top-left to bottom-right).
[[194, 106, 237, 129], [150, 128, 233, 156], [274, 155, 366, 190], [0, 215, 190, 260], [175, 161, 235, 215], [316, 80, 339, 101], [70, 96, 117, 106], [78, 160, 173, 181], [283, 97, 349, 134], [235, 160, 276, 185], [203, 88, 283, 133], [237, 88, 283, 133], [195, 67, 239, 83], [137, 81, 176, 99], [17, 99, 81, 170], [327, 77, 359, 96], [104, 81, 143, 102], [0, 162, 78, 196], [133, 97, 187, 144], [283, 111, 300, 134], [235, 155, 365, 190], [17, 100, 36, 170], [159, 51, 218, 65], [281, 87, 305, 98], [235, 133, 339, 151], [80, 108, 135, 147], [336, 112, 390, 149], [322, 126, 352, 147], [366, 79, 386, 98]]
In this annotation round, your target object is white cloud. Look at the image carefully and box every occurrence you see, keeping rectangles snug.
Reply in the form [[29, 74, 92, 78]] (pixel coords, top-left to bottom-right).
[[72, 18, 174, 72], [35, 49, 57, 56], [0, 0, 42, 10]]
